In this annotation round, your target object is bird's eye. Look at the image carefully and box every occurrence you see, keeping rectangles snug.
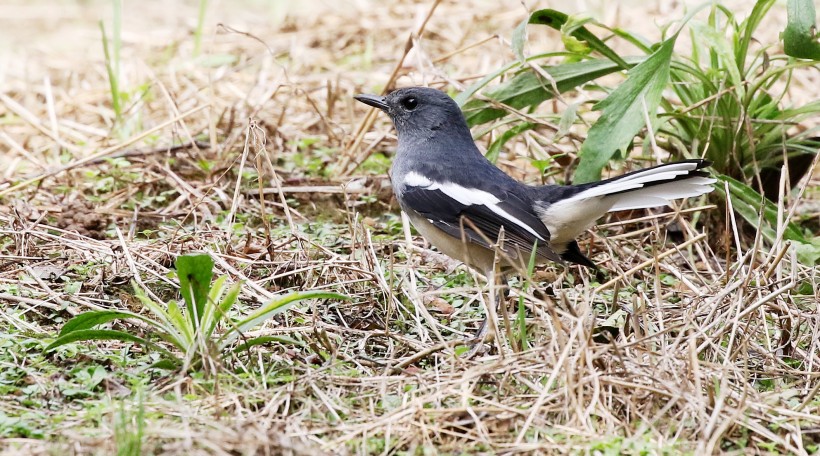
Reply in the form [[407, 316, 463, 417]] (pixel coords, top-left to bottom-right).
[[401, 97, 418, 110]]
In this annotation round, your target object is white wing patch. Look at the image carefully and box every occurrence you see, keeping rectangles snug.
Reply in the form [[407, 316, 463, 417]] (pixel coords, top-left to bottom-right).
[[402, 171, 546, 241], [404, 171, 433, 187]]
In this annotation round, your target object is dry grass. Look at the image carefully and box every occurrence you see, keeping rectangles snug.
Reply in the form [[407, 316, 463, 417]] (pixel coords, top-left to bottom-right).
[[1, 0, 819, 454]]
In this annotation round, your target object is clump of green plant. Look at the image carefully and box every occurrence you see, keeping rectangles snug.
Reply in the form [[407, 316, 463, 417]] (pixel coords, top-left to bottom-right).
[[458, 0, 820, 263], [659, 1, 819, 199], [46, 253, 349, 373], [658, 0, 820, 263]]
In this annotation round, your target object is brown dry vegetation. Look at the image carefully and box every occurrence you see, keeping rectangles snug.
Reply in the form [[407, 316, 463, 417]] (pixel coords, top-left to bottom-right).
[[1, 0, 819, 455]]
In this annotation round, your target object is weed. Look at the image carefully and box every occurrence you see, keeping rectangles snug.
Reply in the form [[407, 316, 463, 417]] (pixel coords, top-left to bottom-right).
[[46, 253, 349, 374]]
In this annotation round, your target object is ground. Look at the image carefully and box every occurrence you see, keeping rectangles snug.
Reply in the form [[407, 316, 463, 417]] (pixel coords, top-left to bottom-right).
[[1, 0, 819, 455]]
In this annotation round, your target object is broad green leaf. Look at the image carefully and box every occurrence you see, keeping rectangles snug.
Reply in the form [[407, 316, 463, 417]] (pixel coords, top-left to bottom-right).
[[59, 310, 143, 336], [784, 0, 820, 60], [175, 253, 214, 329], [527, 9, 630, 69], [207, 275, 227, 304], [573, 36, 677, 183], [485, 122, 536, 164], [463, 58, 637, 126], [601, 308, 628, 328], [219, 291, 350, 345], [45, 329, 174, 360], [560, 15, 597, 57], [217, 282, 242, 317]]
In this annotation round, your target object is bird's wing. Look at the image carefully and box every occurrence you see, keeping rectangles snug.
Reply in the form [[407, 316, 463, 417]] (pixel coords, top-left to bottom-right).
[[400, 174, 563, 264]]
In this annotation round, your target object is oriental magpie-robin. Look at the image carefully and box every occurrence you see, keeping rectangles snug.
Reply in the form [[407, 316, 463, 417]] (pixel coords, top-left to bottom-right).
[[355, 87, 715, 350]]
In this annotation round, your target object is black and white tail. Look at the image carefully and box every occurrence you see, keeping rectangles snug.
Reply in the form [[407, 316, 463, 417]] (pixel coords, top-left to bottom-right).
[[535, 159, 716, 249]]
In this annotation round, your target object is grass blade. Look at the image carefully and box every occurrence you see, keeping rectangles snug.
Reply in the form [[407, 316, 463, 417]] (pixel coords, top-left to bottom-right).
[[219, 291, 349, 345], [715, 174, 807, 244], [209, 281, 242, 338], [99, 21, 121, 121], [233, 335, 305, 354], [485, 122, 535, 163]]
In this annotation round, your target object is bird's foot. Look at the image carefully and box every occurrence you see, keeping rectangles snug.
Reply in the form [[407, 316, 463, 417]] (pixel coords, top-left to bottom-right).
[[462, 317, 492, 359]]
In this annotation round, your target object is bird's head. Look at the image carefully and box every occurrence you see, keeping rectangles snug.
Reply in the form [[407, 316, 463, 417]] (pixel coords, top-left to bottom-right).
[[355, 87, 470, 141]]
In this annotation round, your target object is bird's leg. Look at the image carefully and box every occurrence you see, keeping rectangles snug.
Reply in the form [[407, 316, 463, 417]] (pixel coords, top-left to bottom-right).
[[496, 272, 513, 343], [465, 268, 509, 357]]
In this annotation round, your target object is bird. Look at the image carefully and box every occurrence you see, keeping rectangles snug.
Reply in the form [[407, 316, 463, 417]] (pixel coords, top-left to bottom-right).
[[355, 86, 715, 351]]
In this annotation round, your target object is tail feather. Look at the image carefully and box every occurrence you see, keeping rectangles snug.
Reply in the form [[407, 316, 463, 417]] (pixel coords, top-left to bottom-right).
[[535, 159, 715, 248], [607, 176, 716, 211]]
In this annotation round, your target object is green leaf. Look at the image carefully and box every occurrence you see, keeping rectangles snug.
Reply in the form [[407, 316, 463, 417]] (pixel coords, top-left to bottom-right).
[[166, 299, 192, 345], [233, 335, 305, 353], [714, 174, 807, 245], [200, 275, 227, 335], [219, 291, 350, 346], [147, 358, 180, 371], [573, 36, 677, 183], [691, 21, 744, 98], [175, 253, 214, 329], [794, 238, 820, 266], [208, 281, 242, 338], [737, 0, 775, 71], [133, 285, 174, 330], [45, 329, 174, 360], [784, 0, 820, 60], [59, 310, 141, 336], [454, 50, 585, 108], [217, 282, 242, 318], [132, 284, 187, 350], [511, 17, 528, 63], [485, 122, 536, 164], [527, 9, 631, 69], [462, 58, 636, 126], [560, 15, 598, 56], [555, 102, 580, 139]]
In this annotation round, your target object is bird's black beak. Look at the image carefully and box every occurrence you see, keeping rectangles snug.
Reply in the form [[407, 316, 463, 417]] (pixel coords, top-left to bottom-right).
[[354, 94, 389, 111]]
